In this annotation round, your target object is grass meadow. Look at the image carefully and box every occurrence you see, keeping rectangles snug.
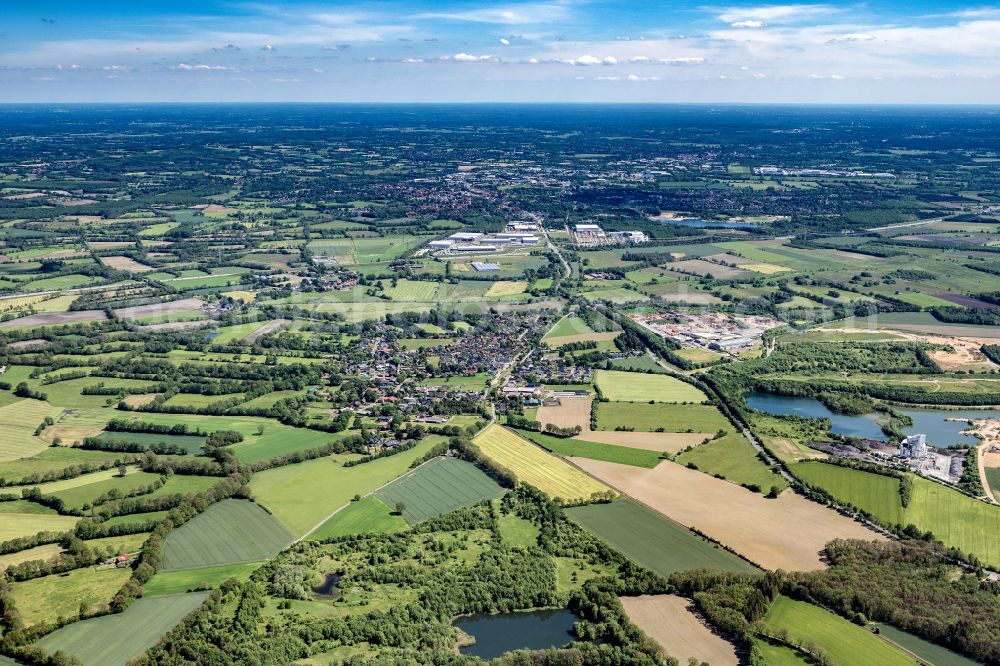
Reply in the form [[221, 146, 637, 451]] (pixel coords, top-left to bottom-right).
[[594, 370, 706, 403], [249, 437, 438, 536], [675, 432, 788, 492], [308, 495, 408, 540], [763, 596, 916, 666], [595, 402, 729, 433]]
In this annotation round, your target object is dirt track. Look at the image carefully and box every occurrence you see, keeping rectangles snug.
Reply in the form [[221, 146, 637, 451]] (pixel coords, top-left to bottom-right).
[[570, 457, 885, 571], [244, 318, 291, 343], [620, 595, 738, 666]]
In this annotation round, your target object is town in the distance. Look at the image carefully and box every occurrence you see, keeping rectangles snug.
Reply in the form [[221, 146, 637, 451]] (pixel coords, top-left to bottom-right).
[[0, 104, 999, 666]]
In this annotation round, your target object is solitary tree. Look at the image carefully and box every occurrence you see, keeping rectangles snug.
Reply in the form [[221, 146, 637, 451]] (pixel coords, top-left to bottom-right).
[[395, 501, 406, 515]]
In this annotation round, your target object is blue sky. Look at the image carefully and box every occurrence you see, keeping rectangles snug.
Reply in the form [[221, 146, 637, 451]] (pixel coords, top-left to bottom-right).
[[1, 1, 999, 103]]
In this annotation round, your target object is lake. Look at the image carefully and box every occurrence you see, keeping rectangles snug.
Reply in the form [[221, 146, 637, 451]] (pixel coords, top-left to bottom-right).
[[658, 217, 757, 230], [900, 410, 999, 447], [454, 608, 578, 659], [746, 393, 1000, 447], [745, 393, 886, 440]]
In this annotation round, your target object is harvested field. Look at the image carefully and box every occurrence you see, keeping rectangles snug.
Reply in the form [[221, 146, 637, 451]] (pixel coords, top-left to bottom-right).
[[569, 458, 885, 571], [536, 397, 592, 430], [0, 310, 105, 329], [115, 298, 205, 320], [244, 318, 290, 343], [100, 256, 153, 272], [122, 393, 159, 408], [620, 595, 738, 666], [574, 430, 710, 453], [474, 424, 611, 502]]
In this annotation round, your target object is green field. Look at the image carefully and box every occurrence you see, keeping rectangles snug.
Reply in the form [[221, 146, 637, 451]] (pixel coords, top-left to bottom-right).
[[516, 429, 663, 468], [0, 399, 63, 461], [675, 432, 787, 492], [11, 566, 132, 627], [231, 427, 353, 464], [595, 402, 729, 432], [249, 437, 438, 536], [160, 499, 293, 571], [544, 315, 594, 339], [94, 431, 205, 453], [875, 624, 981, 666], [793, 462, 1000, 567], [308, 495, 408, 540], [383, 278, 440, 301], [763, 596, 917, 666], [0, 447, 129, 484], [754, 641, 810, 665], [35, 592, 210, 666], [45, 470, 163, 511], [374, 457, 506, 524], [0, 511, 78, 542], [606, 356, 666, 373], [144, 563, 262, 596], [793, 461, 905, 523], [211, 320, 272, 344], [595, 370, 707, 403], [987, 467, 1000, 501], [565, 498, 756, 576]]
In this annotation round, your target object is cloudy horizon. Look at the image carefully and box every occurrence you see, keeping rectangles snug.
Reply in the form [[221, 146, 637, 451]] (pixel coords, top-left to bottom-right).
[[2, 1, 999, 103]]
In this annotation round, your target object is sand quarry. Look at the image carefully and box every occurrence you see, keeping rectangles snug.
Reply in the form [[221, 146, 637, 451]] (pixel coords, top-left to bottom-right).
[[570, 457, 885, 571]]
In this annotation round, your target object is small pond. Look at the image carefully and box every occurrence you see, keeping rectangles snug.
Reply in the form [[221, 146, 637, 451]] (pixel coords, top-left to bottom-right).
[[312, 572, 342, 597], [453, 609, 578, 659], [746, 393, 1000, 447]]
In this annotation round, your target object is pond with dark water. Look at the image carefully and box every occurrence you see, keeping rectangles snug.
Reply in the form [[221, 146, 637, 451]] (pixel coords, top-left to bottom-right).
[[312, 572, 342, 597], [453, 609, 578, 659]]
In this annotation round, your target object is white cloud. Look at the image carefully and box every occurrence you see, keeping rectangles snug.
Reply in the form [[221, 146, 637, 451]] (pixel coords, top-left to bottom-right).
[[412, 3, 569, 25], [731, 20, 767, 28], [175, 63, 230, 71], [562, 54, 617, 65], [449, 52, 497, 62], [499, 38, 511, 45], [718, 4, 837, 25], [626, 73, 659, 81]]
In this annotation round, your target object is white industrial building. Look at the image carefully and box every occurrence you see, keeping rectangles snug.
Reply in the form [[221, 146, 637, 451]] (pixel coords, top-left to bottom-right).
[[900, 434, 928, 459]]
